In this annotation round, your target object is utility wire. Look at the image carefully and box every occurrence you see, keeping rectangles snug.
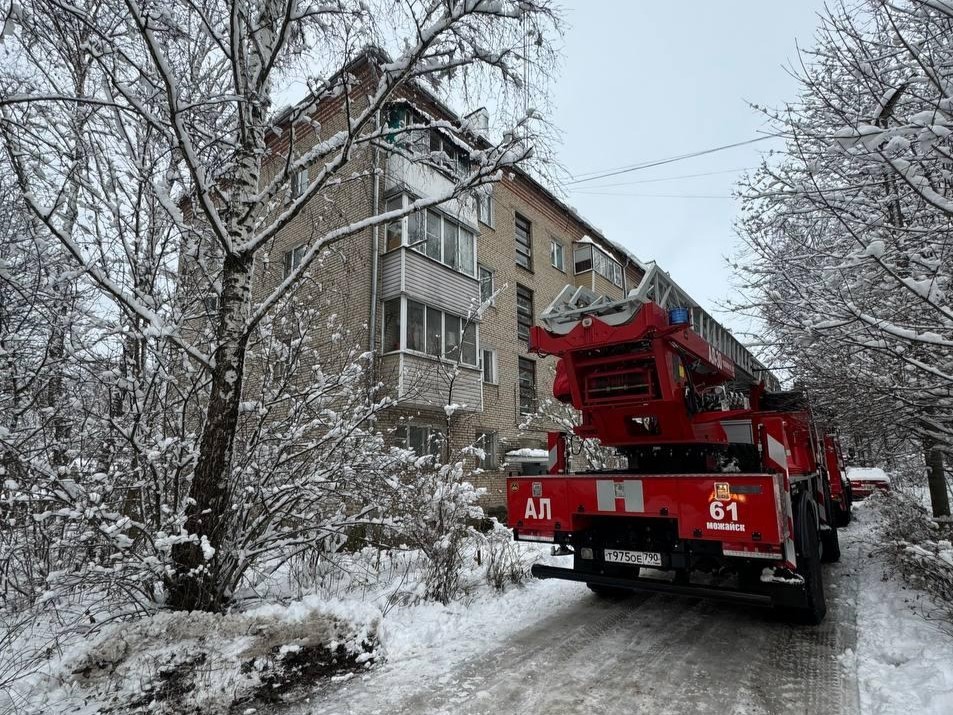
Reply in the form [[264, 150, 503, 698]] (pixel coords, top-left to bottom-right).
[[570, 191, 734, 199], [567, 135, 779, 186], [569, 166, 755, 191]]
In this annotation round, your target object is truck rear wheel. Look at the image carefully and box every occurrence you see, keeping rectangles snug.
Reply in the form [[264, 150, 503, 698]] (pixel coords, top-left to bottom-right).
[[786, 493, 827, 625], [820, 478, 842, 563], [834, 503, 851, 528]]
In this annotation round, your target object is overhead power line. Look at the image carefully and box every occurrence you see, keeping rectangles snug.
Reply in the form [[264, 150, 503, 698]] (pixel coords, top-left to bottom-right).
[[567, 135, 779, 186], [570, 166, 756, 191], [570, 191, 733, 200]]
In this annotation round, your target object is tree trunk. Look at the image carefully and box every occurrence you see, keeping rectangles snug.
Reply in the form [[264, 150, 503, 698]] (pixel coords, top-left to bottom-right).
[[924, 440, 951, 519], [168, 252, 253, 611]]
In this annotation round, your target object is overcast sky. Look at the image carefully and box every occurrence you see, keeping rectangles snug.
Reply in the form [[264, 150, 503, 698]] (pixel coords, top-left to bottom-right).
[[550, 1, 827, 332]]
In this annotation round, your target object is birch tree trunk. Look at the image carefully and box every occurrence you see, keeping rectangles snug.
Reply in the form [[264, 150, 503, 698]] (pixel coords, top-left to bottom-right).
[[168, 251, 254, 610]]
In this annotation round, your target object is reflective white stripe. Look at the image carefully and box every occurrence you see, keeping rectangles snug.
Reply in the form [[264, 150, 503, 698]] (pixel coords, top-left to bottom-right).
[[516, 533, 554, 543], [723, 549, 780, 560], [767, 434, 787, 470], [596, 480, 616, 511]]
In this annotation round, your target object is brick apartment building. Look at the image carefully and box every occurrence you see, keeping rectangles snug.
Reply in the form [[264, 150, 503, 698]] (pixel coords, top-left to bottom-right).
[[250, 51, 769, 510]]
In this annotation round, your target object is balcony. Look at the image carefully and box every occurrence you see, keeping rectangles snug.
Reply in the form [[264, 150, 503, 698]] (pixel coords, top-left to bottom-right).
[[380, 351, 483, 412]]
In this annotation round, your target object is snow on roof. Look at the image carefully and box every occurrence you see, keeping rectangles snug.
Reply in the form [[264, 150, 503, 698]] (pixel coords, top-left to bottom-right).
[[845, 467, 891, 483]]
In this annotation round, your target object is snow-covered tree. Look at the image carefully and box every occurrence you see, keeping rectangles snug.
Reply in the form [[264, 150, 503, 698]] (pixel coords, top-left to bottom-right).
[[737, 0, 953, 516], [0, 0, 560, 611]]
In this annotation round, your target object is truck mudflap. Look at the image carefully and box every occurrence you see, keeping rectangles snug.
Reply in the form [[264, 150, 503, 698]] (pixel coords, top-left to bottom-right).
[[509, 472, 789, 550], [530, 564, 810, 609]]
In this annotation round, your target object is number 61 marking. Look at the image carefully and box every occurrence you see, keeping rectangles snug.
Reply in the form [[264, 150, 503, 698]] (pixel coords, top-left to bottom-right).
[[709, 500, 739, 521]]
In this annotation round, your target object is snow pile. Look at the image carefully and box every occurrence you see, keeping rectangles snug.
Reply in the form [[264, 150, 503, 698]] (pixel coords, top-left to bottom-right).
[[505, 448, 548, 460], [847, 499, 953, 714], [25, 597, 380, 715]]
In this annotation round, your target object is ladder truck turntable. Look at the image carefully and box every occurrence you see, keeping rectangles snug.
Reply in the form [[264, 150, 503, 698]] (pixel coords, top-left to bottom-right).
[[507, 274, 845, 624]]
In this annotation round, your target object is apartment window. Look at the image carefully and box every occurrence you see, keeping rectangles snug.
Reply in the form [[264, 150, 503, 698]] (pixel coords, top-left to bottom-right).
[[461, 322, 478, 365], [283, 243, 306, 278], [396, 425, 444, 458], [426, 306, 442, 356], [443, 221, 459, 271], [516, 284, 534, 343], [382, 298, 401, 352], [479, 265, 494, 305], [384, 297, 479, 366], [406, 300, 426, 352], [475, 430, 499, 470], [477, 190, 494, 227], [385, 195, 404, 251], [444, 313, 461, 360], [384, 195, 474, 276], [515, 213, 532, 270], [291, 167, 308, 198], [429, 130, 470, 176], [550, 239, 565, 271], [573, 244, 593, 273], [482, 348, 497, 384], [425, 210, 442, 260], [518, 358, 537, 416]]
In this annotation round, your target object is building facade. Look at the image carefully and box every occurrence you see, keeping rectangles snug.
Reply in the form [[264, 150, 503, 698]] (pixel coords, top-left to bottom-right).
[[254, 53, 768, 514]]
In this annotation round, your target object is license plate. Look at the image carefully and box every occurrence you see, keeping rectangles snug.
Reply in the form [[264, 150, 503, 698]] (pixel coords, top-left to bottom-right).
[[603, 549, 662, 567]]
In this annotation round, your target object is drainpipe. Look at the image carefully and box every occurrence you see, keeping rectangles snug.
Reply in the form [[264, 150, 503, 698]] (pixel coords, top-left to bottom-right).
[[368, 108, 382, 374]]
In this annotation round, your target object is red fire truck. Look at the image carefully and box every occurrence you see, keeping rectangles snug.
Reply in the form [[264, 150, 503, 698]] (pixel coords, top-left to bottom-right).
[[507, 283, 843, 624]]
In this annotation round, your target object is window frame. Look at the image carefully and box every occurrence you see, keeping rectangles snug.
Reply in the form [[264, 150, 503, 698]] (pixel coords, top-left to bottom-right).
[[514, 213, 533, 271], [476, 189, 495, 228], [381, 296, 480, 367], [396, 424, 445, 458], [291, 167, 308, 198], [516, 284, 534, 344], [385, 195, 405, 251], [474, 430, 499, 470], [550, 238, 565, 272], [283, 243, 306, 278], [482, 348, 497, 385], [385, 192, 477, 277], [382, 297, 402, 353], [518, 357, 537, 416], [478, 264, 495, 306]]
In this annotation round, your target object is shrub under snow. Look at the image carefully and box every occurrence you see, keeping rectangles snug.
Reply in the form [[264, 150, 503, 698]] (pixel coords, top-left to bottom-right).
[[871, 490, 953, 627], [25, 597, 379, 714]]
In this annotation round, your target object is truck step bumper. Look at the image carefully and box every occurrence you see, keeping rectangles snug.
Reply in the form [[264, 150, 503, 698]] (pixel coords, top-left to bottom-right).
[[532, 564, 779, 607]]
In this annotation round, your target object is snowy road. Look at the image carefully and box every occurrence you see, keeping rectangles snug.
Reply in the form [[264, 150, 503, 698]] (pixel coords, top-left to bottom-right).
[[294, 542, 862, 715]]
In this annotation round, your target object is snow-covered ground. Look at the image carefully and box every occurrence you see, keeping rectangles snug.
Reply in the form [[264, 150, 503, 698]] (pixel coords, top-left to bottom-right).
[[843, 503, 953, 714], [287, 501, 953, 715], [9, 501, 953, 714]]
